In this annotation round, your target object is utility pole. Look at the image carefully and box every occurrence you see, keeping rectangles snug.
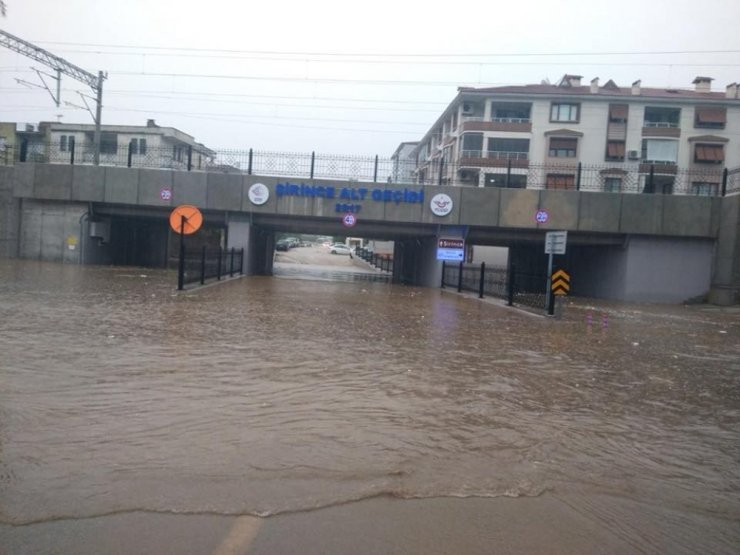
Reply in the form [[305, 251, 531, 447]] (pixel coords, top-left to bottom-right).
[[0, 29, 106, 164]]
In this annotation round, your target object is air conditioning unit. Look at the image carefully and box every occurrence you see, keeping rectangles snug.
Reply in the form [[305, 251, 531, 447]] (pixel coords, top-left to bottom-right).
[[462, 102, 474, 115], [627, 150, 640, 160]]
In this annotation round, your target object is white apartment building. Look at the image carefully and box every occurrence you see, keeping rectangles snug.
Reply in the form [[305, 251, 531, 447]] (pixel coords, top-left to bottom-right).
[[10, 119, 215, 170], [390, 141, 419, 184], [412, 75, 740, 196]]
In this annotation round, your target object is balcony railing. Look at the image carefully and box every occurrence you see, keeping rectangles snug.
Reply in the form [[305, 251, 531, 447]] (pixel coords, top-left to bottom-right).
[[491, 117, 531, 124], [460, 150, 529, 160], [644, 122, 680, 128]]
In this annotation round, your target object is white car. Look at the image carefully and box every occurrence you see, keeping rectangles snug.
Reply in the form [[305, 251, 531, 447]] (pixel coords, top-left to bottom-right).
[[330, 244, 353, 256]]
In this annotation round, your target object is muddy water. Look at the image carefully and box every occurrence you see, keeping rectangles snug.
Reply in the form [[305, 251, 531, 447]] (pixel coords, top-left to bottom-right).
[[1, 260, 738, 552]]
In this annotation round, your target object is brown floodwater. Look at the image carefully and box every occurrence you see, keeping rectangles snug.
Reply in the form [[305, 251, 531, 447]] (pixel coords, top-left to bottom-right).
[[0, 259, 738, 552]]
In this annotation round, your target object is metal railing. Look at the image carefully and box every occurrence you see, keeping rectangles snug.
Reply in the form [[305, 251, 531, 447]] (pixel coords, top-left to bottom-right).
[[355, 247, 393, 272], [490, 117, 530, 123], [441, 261, 548, 313], [3, 141, 738, 197], [180, 246, 244, 289]]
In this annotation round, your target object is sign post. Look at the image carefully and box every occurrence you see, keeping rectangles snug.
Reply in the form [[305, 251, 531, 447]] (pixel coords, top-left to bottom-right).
[[544, 231, 567, 315], [170, 205, 203, 291]]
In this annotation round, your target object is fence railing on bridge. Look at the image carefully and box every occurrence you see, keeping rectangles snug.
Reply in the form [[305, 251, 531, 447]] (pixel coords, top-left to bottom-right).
[[3, 141, 740, 197], [179, 246, 244, 289], [441, 261, 547, 313]]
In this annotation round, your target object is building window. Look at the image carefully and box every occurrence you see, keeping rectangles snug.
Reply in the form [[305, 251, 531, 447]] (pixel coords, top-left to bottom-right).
[[550, 103, 579, 122], [604, 177, 622, 192], [488, 138, 529, 160], [694, 107, 726, 129], [60, 135, 68, 152], [130, 138, 147, 155], [644, 107, 680, 128], [549, 137, 577, 158], [691, 182, 719, 196], [642, 139, 678, 163], [605, 141, 625, 161], [694, 143, 724, 164], [546, 174, 575, 190], [100, 132, 118, 155], [461, 133, 483, 158], [608, 104, 628, 123], [491, 102, 531, 122], [484, 173, 527, 188]]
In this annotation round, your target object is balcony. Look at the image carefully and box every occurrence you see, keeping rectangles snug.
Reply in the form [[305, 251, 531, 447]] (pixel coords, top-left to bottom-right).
[[458, 117, 532, 133], [459, 150, 529, 168]]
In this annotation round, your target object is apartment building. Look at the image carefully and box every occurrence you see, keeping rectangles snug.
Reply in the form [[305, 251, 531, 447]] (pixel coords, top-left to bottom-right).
[[412, 75, 740, 196], [5, 119, 215, 170]]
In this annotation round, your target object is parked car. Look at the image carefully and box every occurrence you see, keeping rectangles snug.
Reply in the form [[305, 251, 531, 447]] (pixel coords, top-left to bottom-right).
[[330, 244, 353, 256], [275, 240, 290, 251]]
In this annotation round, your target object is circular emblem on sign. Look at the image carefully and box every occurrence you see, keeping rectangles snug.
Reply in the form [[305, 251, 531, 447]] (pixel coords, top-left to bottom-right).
[[430, 193, 453, 217], [248, 183, 269, 205], [535, 209, 550, 224], [342, 213, 357, 227], [160, 187, 172, 201]]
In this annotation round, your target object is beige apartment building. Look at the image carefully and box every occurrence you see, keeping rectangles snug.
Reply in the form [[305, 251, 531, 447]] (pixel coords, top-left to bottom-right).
[[412, 75, 739, 196]]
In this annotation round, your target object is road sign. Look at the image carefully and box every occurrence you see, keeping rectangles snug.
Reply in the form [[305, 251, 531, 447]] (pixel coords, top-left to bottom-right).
[[436, 237, 465, 261], [342, 213, 357, 227], [160, 187, 172, 201], [535, 209, 549, 224], [169, 205, 203, 235], [551, 269, 571, 296], [545, 231, 568, 254]]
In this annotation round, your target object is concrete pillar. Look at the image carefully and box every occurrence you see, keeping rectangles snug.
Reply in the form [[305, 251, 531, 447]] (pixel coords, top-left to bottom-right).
[[227, 217, 273, 275], [709, 195, 740, 305]]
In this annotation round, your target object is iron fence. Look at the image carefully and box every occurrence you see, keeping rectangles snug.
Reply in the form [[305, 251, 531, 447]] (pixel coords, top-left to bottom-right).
[[2, 140, 738, 197], [441, 261, 546, 312], [180, 246, 243, 288], [354, 247, 393, 272]]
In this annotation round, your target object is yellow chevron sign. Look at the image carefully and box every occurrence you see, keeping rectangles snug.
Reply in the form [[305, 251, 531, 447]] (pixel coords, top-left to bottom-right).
[[551, 269, 571, 296]]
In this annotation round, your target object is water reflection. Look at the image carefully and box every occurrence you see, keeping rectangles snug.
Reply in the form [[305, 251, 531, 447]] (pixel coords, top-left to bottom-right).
[[0, 260, 738, 552]]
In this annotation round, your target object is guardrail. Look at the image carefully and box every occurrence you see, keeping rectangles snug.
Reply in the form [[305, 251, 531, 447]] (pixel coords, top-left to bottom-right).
[[180, 246, 244, 289], [354, 247, 393, 272]]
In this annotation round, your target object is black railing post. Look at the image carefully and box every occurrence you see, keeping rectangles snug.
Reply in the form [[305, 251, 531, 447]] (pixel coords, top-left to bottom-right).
[[479, 262, 485, 299], [576, 162, 582, 191], [200, 245, 206, 285], [230, 247, 235, 277], [20, 139, 28, 163], [441, 260, 446, 288], [721, 168, 728, 197], [647, 164, 655, 193], [457, 261, 463, 293], [69, 139, 75, 165], [127, 140, 133, 168], [177, 215, 186, 291], [505, 159, 512, 188], [217, 248, 222, 281], [438, 156, 444, 186], [507, 264, 515, 306], [547, 269, 555, 316], [310, 151, 315, 179], [240, 248, 244, 274], [248, 149, 253, 175], [187, 146, 193, 171], [373, 155, 379, 183]]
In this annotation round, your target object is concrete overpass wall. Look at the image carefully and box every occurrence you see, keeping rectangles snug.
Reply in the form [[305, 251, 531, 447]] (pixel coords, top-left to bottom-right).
[[227, 217, 274, 275], [0, 167, 19, 258]]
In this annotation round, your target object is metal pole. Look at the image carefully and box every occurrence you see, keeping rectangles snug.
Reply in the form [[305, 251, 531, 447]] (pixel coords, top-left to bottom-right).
[[576, 162, 582, 191], [721, 168, 728, 197], [507, 264, 515, 306], [20, 139, 28, 162], [127, 140, 133, 168], [248, 148, 253, 175], [310, 151, 315, 179], [187, 146, 192, 171], [200, 245, 206, 285], [177, 215, 186, 291], [457, 260, 463, 292], [479, 262, 485, 299], [648, 164, 655, 193], [545, 254, 554, 315], [373, 155, 379, 183], [93, 70, 104, 166], [217, 248, 222, 280], [438, 156, 444, 186], [240, 248, 244, 274], [69, 139, 75, 165], [506, 159, 512, 188], [230, 247, 235, 277], [441, 260, 446, 288]]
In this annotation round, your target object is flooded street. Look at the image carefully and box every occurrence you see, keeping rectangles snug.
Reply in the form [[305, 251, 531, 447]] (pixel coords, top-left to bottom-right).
[[1, 258, 739, 553]]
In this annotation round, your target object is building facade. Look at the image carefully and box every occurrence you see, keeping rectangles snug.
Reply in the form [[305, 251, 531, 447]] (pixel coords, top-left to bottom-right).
[[412, 75, 739, 196], [3, 119, 215, 170]]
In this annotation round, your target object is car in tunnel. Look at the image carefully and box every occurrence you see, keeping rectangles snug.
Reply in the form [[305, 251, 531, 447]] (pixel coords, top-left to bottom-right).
[[275, 240, 290, 251], [330, 244, 353, 256]]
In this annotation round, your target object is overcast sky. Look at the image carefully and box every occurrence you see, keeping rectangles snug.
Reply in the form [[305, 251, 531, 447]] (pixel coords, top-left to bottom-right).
[[1, 0, 739, 155]]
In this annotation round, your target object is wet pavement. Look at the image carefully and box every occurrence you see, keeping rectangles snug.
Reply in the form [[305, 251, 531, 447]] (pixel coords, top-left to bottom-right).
[[0, 257, 738, 554]]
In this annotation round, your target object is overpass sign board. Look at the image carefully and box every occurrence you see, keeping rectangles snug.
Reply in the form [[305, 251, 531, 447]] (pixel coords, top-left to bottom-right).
[[437, 238, 465, 261], [545, 231, 567, 255]]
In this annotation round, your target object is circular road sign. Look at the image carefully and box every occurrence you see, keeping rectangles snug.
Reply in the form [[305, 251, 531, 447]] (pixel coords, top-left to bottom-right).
[[169, 205, 203, 235], [430, 193, 454, 217], [160, 187, 172, 201], [248, 183, 269, 205], [342, 213, 357, 227], [535, 209, 550, 224]]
